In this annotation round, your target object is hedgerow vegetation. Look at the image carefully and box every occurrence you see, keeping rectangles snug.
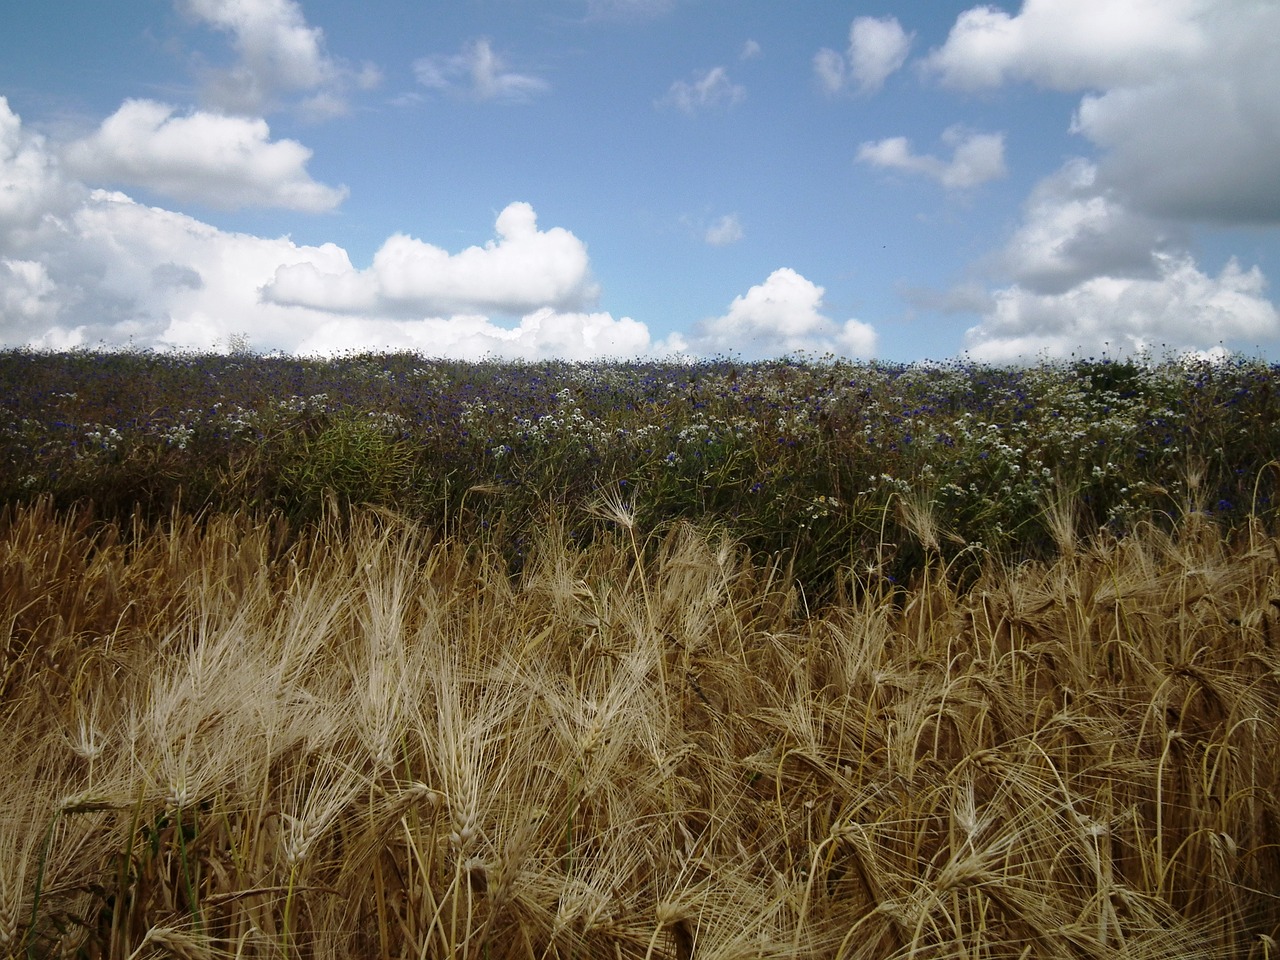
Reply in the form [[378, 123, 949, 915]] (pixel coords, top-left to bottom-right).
[[1, 349, 1279, 958], [4, 349, 1279, 586]]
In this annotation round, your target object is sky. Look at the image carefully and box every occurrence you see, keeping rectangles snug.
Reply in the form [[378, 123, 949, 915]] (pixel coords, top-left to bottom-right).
[[1, 0, 1278, 363]]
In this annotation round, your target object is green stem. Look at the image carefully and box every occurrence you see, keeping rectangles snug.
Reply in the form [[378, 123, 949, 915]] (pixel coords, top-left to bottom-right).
[[25, 812, 58, 960], [174, 804, 203, 934], [110, 787, 147, 958]]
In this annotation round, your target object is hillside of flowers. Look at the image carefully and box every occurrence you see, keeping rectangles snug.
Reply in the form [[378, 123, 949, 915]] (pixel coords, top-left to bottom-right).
[[2, 348, 1278, 588]]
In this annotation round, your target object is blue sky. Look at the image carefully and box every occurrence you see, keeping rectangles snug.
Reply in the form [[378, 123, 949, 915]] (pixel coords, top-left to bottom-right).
[[1, 0, 1277, 362]]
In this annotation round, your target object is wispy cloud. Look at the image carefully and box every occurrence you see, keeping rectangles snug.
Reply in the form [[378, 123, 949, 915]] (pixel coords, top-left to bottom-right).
[[180, 0, 379, 117], [857, 126, 1006, 190], [658, 66, 744, 114], [414, 39, 549, 103], [815, 16, 913, 96], [704, 214, 744, 246]]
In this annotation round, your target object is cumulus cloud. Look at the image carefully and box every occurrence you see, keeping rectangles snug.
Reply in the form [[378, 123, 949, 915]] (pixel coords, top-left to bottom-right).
[[1071, 32, 1280, 223], [704, 214, 743, 247], [264, 202, 596, 316], [692, 268, 876, 358], [294, 308, 658, 360], [0, 99, 666, 358], [0, 186, 347, 351], [815, 16, 913, 95], [0, 98, 84, 234], [63, 99, 347, 211], [857, 126, 1006, 190], [917, 1, 1280, 359], [0, 259, 60, 342], [996, 159, 1176, 294], [925, 0, 1280, 224], [962, 160, 1279, 361], [658, 67, 745, 114], [181, 0, 378, 116], [964, 253, 1280, 362], [414, 39, 549, 103], [1, 190, 644, 357], [923, 0, 1203, 92]]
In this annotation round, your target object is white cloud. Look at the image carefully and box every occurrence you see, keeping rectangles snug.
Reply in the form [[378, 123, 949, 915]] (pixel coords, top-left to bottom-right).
[[996, 159, 1176, 293], [916, 0, 1280, 360], [924, 0, 1204, 92], [813, 50, 847, 97], [815, 16, 913, 95], [413, 39, 549, 103], [295, 307, 657, 360], [849, 16, 914, 94], [63, 99, 347, 212], [0, 259, 60, 342], [964, 253, 1280, 362], [926, 0, 1280, 224], [1, 189, 648, 357], [0, 99, 668, 359], [857, 126, 1006, 190], [917, 2, 1280, 359], [659, 67, 745, 114], [963, 159, 1279, 361], [0, 186, 350, 351], [264, 202, 596, 316], [181, 0, 377, 115], [692, 268, 876, 358], [705, 214, 743, 247], [1071, 27, 1280, 223], [0, 98, 84, 235]]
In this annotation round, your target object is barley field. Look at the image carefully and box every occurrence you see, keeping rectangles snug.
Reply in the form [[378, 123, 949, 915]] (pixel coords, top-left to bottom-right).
[[2, 351, 1279, 958]]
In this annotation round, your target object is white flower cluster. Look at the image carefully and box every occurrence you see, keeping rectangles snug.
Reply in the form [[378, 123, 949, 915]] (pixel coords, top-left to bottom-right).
[[162, 424, 195, 449], [806, 494, 840, 519], [271, 393, 331, 417], [82, 424, 121, 453], [363, 410, 407, 434]]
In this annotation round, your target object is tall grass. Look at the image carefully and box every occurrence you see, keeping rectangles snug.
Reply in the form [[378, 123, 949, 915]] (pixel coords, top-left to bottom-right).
[[2, 497, 1277, 958]]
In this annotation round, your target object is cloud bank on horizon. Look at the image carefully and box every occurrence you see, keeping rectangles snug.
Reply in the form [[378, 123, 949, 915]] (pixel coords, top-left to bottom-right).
[[0, 0, 1277, 362]]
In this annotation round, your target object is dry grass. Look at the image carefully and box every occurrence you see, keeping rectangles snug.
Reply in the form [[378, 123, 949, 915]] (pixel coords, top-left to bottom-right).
[[1, 498, 1278, 959]]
